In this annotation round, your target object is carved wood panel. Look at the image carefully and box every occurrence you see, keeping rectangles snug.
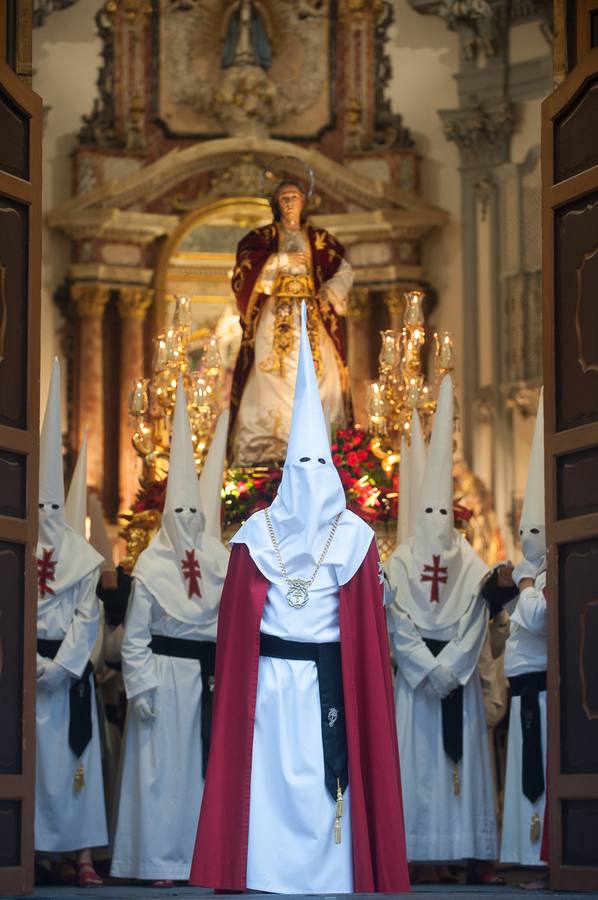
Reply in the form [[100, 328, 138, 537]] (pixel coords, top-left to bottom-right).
[[557, 447, 598, 519], [562, 800, 598, 866], [0, 542, 24, 775], [554, 190, 598, 431], [0, 57, 41, 896], [543, 41, 598, 891], [0, 200, 28, 430], [0, 451, 26, 518], [0, 88, 28, 179], [554, 77, 598, 181], [559, 539, 598, 774]]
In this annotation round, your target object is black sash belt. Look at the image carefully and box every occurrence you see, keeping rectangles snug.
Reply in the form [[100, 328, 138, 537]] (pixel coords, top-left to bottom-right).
[[509, 670, 547, 804], [149, 635, 216, 777], [259, 632, 348, 803], [423, 638, 463, 767], [37, 638, 94, 758]]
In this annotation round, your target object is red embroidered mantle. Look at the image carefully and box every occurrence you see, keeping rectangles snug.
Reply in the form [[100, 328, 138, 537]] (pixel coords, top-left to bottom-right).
[[227, 224, 349, 456]]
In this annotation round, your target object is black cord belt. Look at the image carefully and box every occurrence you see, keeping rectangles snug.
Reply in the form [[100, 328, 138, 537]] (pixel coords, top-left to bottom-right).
[[423, 637, 463, 767], [508, 670, 547, 803], [149, 635, 216, 776], [259, 633, 348, 804], [37, 638, 94, 759]]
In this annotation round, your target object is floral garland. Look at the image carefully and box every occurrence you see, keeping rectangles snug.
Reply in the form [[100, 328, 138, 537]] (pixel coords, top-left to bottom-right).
[[128, 427, 399, 529], [223, 427, 398, 526]]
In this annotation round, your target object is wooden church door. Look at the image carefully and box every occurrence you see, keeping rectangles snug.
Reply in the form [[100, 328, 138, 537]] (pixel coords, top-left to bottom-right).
[[0, 29, 42, 897], [543, 2, 598, 890]]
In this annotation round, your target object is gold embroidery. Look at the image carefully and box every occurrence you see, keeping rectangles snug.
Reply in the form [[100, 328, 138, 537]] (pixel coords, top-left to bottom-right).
[[314, 230, 327, 252]]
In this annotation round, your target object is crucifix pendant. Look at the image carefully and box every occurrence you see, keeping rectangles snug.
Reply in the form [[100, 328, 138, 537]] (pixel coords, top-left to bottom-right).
[[286, 578, 310, 609]]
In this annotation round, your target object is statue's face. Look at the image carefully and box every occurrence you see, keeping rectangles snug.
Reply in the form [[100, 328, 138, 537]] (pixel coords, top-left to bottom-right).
[[276, 185, 305, 226]]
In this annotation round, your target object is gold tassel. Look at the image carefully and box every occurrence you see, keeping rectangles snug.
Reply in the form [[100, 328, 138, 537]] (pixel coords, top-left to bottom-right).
[[74, 764, 85, 793], [530, 812, 541, 843], [453, 764, 461, 797], [335, 778, 343, 844]]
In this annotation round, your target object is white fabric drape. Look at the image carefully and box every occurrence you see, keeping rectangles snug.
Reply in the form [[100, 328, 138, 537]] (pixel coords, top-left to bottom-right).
[[246, 577, 353, 894], [35, 569, 107, 852], [388, 593, 498, 861], [110, 581, 211, 879]]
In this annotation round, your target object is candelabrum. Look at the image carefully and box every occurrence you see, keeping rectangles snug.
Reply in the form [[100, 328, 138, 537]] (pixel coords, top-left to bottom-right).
[[128, 296, 223, 482], [366, 290, 456, 470]]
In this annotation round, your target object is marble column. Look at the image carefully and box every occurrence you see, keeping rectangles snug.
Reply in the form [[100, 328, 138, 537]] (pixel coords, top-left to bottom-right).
[[71, 283, 111, 492], [117, 287, 153, 511], [346, 287, 371, 428]]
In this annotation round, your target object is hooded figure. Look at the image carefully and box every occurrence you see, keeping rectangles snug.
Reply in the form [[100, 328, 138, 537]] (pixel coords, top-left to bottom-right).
[[35, 359, 107, 883], [110, 377, 229, 884], [386, 375, 498, 865], [65, 428, 88, 537], [190, 302, 409, 895], [409, 407, 427, 538], [501, 389, 548, 866]]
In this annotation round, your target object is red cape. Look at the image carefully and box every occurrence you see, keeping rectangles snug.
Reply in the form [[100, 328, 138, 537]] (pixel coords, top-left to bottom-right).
[[189, 540, 410, 893]]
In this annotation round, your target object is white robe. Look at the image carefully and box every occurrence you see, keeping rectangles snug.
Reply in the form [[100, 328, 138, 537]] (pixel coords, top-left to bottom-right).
[[110, 581, 210, 880], [246, 573, 353, 894], [388, 592, 498, 861], [500, 571, 547, 865], [35, 568, 108, 852], [232, 228, 353, 466]]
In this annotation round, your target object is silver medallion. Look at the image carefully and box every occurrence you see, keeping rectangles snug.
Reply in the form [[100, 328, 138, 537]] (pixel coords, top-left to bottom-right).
[[286, 578, 310, 609]]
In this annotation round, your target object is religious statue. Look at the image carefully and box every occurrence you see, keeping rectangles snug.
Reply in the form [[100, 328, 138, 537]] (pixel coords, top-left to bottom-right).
[[222, 0, 272, 70], [228, 164, 354, 465]]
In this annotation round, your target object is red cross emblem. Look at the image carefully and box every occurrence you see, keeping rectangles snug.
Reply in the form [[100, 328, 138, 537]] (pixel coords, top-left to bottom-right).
[[181, 549, 202, 599], [37, 548, 57, 598], [420, 554, 448, 603]]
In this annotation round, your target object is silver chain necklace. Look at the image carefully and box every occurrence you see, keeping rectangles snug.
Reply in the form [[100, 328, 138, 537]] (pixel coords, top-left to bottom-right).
[[264, 508, 342, 609]]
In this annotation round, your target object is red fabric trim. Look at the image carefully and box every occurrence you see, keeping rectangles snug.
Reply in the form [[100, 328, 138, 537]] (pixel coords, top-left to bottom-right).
[[189, 541, 410, 893]]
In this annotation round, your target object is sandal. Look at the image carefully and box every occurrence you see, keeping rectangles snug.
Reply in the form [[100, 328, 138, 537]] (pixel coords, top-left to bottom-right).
[[77, 862, 104, 887], [151, 880, 175, 887]]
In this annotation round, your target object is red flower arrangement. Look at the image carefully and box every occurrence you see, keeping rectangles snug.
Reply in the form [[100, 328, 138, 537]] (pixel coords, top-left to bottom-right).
[[127, 428, 400, 528]]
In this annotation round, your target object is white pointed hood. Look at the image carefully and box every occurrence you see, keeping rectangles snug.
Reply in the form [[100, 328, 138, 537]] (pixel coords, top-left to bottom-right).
[[65, 429, 88, 537], [519, 388, 546, 566], [198, 409, 229, 542], [232, 301, 373, 587], [133, 376, 229, 633], [409, 408, 426, 538], [397, 436, 411, 546], [37, 360, 102, 604], [39, 357, 66, 553], [387, 375, 487, 630]]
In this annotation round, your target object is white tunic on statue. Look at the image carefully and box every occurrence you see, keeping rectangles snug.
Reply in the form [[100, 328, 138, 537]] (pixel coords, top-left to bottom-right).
[[232, 227, 354, 465], [246, 565, 353, 894], [36, 569, 108, 852], [389, 593, 498, 862], [500, 570, 547, 866], [110, 581, 211, 880]]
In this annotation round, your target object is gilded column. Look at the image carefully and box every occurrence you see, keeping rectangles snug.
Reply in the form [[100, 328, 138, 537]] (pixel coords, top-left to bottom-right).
[[384, 287, 405, 331], [346, 287, 371, 428], [117, 287, 153, 511], [71, 283, 111, 491]]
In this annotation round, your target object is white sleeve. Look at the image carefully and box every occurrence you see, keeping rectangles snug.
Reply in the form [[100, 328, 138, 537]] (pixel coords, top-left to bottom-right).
[[510, 586, 547, 636], [322, 257, 354, 314], [121, 580, 159, 699], [55, 568, 102, 678], [387, 602, 440, 689], [436, 593, 489, 685]]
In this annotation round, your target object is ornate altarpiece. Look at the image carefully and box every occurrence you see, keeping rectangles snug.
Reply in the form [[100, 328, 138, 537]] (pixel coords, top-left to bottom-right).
[[48, 0, 448, 520]]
